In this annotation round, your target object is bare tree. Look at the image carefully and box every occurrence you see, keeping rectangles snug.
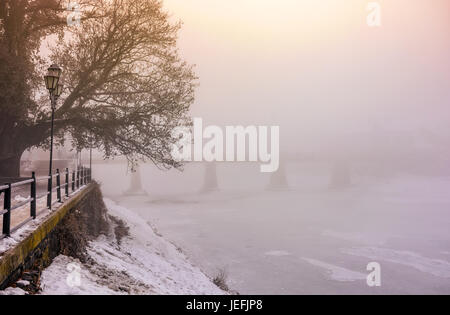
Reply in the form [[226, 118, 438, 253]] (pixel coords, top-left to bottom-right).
[[0, 0, 196, 177]]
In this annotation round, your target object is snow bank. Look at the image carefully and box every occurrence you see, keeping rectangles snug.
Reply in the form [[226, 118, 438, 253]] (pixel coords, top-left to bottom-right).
[[0, 287, 27, 295], [39, 198, 225, 295], [40, 255, 119, 295]]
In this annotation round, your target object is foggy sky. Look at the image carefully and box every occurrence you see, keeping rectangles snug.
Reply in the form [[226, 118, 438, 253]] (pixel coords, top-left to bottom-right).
[[163, 0, 450, 154], [38, 1, 450, 158]]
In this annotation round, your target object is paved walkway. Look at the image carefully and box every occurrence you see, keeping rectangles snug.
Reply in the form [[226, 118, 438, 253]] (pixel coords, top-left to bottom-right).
[[0, 181, 81, 237]]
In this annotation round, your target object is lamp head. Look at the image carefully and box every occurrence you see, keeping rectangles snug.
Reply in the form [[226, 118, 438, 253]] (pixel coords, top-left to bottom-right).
[[54, 83, 64, 99], [44, 64, 62, 91]]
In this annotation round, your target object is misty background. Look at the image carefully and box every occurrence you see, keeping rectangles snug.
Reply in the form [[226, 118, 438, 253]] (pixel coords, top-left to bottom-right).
[[168, 0, 450, 149]]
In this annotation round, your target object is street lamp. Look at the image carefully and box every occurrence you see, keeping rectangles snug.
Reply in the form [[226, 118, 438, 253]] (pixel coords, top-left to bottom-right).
[[54, 82, 64, 99], [44, 64, 62, 209]]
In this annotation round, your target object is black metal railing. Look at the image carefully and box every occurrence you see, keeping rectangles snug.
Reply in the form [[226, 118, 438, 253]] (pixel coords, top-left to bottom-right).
[[0, 166, 92, 239]]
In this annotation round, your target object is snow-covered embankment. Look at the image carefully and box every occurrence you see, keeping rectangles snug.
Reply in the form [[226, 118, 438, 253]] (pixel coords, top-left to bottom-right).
[[39, 199, 225, 295]]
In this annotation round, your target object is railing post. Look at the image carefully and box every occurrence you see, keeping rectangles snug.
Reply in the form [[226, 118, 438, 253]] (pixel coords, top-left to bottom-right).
[[47, 174, 52, 209], [31, 172, 37, 219], [65, 168, 69, 197], [76, 167, 80, 189], [72, 170, 75, 192], [56, 169, 62, 203], [2, 184, 11, 237]]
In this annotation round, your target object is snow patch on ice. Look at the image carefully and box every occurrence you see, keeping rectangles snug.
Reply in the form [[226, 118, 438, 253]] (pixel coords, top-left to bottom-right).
[[322, 230, 387, 246], [264, 250, 291, 257], [302, 258, 367, 282], [343, 247, 450, 278]]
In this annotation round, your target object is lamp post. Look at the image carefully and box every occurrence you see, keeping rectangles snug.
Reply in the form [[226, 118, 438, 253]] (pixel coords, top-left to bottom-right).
[[44, 64, 63, 209], [89, 134, 93, 179], [90, 145, 92, 177]]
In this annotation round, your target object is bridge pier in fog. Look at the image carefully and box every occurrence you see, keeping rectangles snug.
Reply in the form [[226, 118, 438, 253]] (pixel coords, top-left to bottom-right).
[[123, 165, 148, 196], [202, 162, 219, 192], [267, 161, 289, 190], [329, 159, 351, 189]]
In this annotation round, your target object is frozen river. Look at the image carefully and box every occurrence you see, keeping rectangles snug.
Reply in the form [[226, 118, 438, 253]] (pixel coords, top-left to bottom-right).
[[96, 163, 450, 294]]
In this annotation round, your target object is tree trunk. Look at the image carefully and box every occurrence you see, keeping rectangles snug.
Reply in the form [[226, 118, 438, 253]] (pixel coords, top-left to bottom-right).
[[0, 129, 27, 178], [0, 125, 37, 178], [0, 154, 22, 178]]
